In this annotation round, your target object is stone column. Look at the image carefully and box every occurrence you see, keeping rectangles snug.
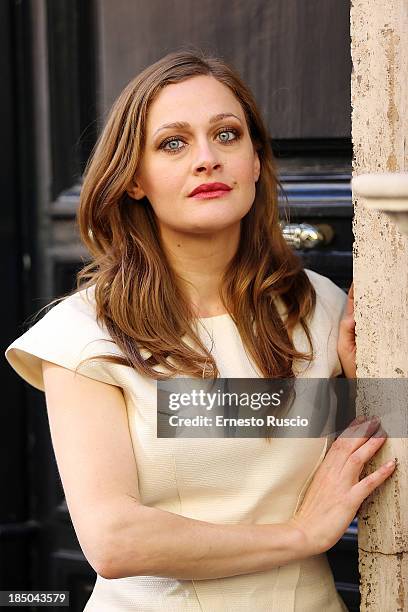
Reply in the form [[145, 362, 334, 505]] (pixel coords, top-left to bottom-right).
[[350, 1, 408, 609]]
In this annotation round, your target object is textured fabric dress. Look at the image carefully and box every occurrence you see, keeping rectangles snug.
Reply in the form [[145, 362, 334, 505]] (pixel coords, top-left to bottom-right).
[[5, 268, 349, 611]]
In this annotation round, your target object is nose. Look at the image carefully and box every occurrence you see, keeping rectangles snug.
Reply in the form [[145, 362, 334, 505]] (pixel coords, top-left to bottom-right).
[[193, 140, 222, 174]]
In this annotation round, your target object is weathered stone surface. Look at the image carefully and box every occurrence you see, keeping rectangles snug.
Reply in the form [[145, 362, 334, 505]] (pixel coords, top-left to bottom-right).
[[351, 0, 408, 608], [359, 549, 407, 611]]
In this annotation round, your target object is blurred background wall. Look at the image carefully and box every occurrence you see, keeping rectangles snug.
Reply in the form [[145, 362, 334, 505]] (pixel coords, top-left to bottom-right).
[[1, 1, 355, 610]]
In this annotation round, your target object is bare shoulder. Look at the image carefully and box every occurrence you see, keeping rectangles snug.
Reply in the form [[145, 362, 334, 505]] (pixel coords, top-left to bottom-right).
[[41, 360, 141, 573], [42, 359, 127, 422], [42, 358, 124, 397]]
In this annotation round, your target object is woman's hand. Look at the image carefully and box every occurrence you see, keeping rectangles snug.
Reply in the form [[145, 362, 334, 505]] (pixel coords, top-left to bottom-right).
[[337, 282, 356, 378], [287, 416, 396, 556]]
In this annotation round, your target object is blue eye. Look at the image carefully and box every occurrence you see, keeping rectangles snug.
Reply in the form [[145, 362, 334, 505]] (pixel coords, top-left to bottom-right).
[[218, 130, 236, 143], [159, 127, 241, 154], [162, 138, 184, 152]]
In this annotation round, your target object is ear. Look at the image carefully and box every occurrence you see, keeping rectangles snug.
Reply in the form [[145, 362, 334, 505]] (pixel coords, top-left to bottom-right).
[[127, 179, 146, 201], [253, 150, 260, 183]]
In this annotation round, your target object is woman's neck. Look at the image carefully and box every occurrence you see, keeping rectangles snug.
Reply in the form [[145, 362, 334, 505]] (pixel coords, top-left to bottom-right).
[[158, 222, 240, 317]]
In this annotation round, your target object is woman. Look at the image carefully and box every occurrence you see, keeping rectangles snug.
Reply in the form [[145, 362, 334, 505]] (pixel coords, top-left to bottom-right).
[[5, 50, 394, 611]]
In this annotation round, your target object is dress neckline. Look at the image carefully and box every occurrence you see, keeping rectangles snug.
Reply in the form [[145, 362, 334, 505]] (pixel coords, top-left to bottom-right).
[[197, 312, 231, 321]]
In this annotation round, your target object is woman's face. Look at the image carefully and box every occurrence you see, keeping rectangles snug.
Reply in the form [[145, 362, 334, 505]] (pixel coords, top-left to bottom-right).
[[129, 75, 260, 235]]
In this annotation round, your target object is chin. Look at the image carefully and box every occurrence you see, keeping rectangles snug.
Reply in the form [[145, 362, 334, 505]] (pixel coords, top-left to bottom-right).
[[187, 215, 245, 233], [192, 205, 250, 226]]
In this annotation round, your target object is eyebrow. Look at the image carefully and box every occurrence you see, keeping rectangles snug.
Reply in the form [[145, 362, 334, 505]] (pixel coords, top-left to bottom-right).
[[153, 113, 243, 138]]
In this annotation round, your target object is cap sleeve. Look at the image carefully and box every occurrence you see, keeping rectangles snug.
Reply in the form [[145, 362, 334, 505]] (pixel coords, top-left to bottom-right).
[[302, 269, 348, 377], [4, 287, 124, 391]]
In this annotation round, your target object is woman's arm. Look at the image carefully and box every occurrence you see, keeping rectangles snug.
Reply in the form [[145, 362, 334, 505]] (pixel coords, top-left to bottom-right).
[[42, 360, 394, 581], [97, 497, 305, 580], [41, 360, 307, 580]]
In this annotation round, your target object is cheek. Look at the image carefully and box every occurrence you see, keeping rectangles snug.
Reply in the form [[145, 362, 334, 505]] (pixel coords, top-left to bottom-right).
[[232, 155, 257, 186], [144, 165, 183, 203]]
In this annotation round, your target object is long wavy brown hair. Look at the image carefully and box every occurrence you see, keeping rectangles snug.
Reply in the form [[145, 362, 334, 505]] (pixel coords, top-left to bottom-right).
[[50, 49, 317, 381]]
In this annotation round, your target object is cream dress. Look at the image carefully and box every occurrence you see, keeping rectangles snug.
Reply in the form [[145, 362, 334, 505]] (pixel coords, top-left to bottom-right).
[[5, 269, 349, 611]]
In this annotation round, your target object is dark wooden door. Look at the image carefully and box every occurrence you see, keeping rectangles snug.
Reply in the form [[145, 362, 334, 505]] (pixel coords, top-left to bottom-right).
[[2, 1, 357, 610]]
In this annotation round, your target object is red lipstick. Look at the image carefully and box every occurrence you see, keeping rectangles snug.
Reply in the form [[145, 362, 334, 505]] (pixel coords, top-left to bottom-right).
[[188, 182, 232, 199]]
